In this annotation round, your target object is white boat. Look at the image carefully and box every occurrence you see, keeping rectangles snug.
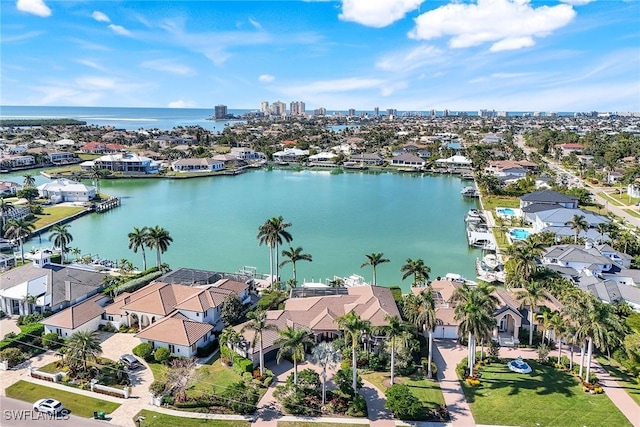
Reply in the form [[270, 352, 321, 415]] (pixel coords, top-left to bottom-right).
[[444, 273, 478, 286], [465, 209, 485, 223], [461, 187, 480, 197], [476, 254, 506, 283], [467, 230, 497, 251]]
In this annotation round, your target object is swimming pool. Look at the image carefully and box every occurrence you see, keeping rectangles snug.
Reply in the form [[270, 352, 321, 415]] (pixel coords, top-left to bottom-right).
[[497, 208, 516, 216], [509, 228, 530, 240]]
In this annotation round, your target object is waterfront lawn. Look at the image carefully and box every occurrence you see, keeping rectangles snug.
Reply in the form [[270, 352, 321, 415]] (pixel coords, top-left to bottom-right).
[[32, 205, 86, 229], [133, 410, 250, 427], [189, 357, 243, 397], [362, 371, 444, 410], [6, 380, 121, 418], [596, 356, 640, 406], [461, 361, 631, 427], [481, 195, 519, 211]]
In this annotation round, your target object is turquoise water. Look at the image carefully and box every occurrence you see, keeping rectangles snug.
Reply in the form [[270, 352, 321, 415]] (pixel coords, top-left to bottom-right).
[[509, 228, 530, 240], [2, 169, 481, 291], [497, 208, 516, 216]]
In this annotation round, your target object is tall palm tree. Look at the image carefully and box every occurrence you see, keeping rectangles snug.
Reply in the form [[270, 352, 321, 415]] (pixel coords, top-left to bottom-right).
[[0, 197, 15, 231], [89, 166, 105, 194], [549, 313, 566, 364], [404, 290, 437, 378], [23, 174, 35, 188], [565, 214, 590, 244], [311, 341, 340, 404], [595, 223, 609, 244], [451, 283, 498, 373], [241, 310, 277, 376], [504, 236, 547, 288], [360, 252, 390, 286], [375, 315, 413, 385], [66, 330, 102, 371], [336, 311, 371, 391], [516, 280, 551, 346], [128, 226, 149, 271], [257, 216, 293, 282], [275, 325, 313, 385], [279, 246, 312, 287], [4, 218, 35, 263], [145, 226, 173, 267], [400, 258, 431, 287], [49, 224, 73, 264]]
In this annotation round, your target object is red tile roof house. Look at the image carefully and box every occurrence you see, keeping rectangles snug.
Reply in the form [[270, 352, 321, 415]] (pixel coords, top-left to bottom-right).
[[559, 143, 584, 156], [79, 142, 127, 154], [233, 285, 401, 367]]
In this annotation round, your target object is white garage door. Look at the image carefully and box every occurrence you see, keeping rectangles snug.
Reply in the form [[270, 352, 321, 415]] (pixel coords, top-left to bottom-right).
[[437, 326, 458, 339]]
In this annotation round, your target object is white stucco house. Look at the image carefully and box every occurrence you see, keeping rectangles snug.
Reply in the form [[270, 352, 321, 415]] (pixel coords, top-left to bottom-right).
[[42, 294, 112, 338], [37, 178, 96, 204]]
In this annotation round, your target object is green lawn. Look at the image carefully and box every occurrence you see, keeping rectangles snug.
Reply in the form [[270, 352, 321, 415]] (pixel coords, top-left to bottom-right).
[[596, 356, 640, 407], [481, 195, 520, 211], [189, 357, 243, 397], [132, 410, 250, 427], [278, 423, 367, 427], [6, 380, 121, 418], [362, 371, 444, 410], [461, 361, 631, 427], [598, 192, 625, 207], [148, 361, 169, 382], [32, 206, 86, 229], [623, 208, 640, 218]]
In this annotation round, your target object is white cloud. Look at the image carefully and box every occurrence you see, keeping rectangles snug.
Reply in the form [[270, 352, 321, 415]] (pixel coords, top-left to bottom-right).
[[258, 74, 275, 83], [1, 31, 43, 43], [140, 59, 194, 75], [168, 99, 195, 108], [76, 76, 117, 90], [75, 59, 107, 72], [376, 45, 443, 72], [409, 0, 576, 52], [559, 0, 595, 5], [16, 0, 51, 17], [92, 11, 110, 23], [108, 24, 131, 36], [339, 0, 423, 28], [380, 81, 408, 96], [248, 17, 263, 30]]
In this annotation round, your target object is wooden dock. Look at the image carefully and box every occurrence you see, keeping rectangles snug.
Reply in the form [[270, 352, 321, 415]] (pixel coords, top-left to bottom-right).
[[94, 197, 120, 213]]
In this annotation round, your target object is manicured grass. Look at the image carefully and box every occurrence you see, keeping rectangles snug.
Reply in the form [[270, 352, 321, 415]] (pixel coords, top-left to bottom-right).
[[362, 370, 445, 409], [133, 410, 250, 427], [596, 356, 640, 406], [279, 423, 367, 427], [6, 380, 121, 418], [189, 357, 243, 396], [37, 360, 65, 374], [32, 205, 86, 229], [623, 208, 640, 218], [148, 361, 168, 382], [607, 191, 640, 206], [461, 361, 631, 427], [599, 191, 625, 207], [481, 195, 520, 211]]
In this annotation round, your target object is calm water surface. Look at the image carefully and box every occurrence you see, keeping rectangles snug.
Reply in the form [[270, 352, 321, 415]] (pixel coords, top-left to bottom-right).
[[4, 169, 481, 291]]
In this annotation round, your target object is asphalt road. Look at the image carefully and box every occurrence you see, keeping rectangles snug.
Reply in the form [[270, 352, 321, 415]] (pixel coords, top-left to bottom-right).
[[0, 397, 107, 426]]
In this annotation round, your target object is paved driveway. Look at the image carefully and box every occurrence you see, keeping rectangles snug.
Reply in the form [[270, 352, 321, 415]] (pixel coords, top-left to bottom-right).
[[0, 317, 20, 336]]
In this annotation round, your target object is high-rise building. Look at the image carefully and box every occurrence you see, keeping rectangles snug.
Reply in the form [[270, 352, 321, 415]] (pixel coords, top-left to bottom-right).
[[314, 107, 327, 116], [290, 101, 306, 116], [270, 101, 286, 116], [214, 105, 228, 119], [386, 108, 397, 117], [348, 108, 356, 117], [374, 107, 379, 117], [260, 101, 269, 115]]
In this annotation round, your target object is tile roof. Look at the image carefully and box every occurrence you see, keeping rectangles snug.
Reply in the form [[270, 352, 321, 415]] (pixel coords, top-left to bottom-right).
[[42, 295, 106, 329], [135, 312, 213, 346]]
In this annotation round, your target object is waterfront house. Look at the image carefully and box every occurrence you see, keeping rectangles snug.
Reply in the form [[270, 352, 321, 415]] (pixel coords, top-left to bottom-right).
[[37, 178, 96, 204], [308, 152, 337, 164], [79, 142, 126, 154], [435, 155, 472, 168], [230, 147, 265, 161], [0, 154, 35, 169], [391, 153, 425, 167], [47, 151, 79, 165], [520, 190, 579, 210], [171, 158, 224, 172], [42, 294, 112, 338], [0, 250, 107, 316], [136, 311, 215, 358], [233, 285, 400, 366], [349, 153, 384, 165], [272, 148, 309, 163], [83, 152, 161, 174], [0, 181, 20, 196]]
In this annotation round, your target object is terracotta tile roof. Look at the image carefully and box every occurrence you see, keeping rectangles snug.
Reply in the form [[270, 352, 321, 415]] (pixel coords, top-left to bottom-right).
[[104, 292, 131, 315], [435, 307, 457, 326], [135, 311, 213, 347], [213, 279, 249, 294], [42, 295, 106, 330]]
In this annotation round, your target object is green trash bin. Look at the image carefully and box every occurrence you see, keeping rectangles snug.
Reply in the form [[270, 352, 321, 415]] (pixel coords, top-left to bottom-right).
[[96, 411, 106, 420]]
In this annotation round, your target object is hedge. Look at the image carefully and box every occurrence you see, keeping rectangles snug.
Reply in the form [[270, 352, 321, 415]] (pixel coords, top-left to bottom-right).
[[196, 340, 218, 358], [104, 270, 163, 296], [0, 323, 44, 352], [233, 358, 254, 375]]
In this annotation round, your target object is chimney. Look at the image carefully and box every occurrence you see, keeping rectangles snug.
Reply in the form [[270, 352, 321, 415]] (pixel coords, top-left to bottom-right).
[[64, 281, 72, 302]]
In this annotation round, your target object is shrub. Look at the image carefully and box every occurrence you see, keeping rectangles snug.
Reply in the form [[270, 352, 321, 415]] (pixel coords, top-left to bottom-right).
[[233, 357, 254, 375], [334, 368, 362, 396], [221, 381, 259, 414], [465, 377, 481, 386], [132, 342, 154, 361], [346, 393, 367, 417], [369, 353, 385, 371], [154, 347, 171, 364], [16, 313, 43, 326], [389, 286, 403, 302], [537, 343, 550, 363], [385, 384, 423, 420], [242, 372, 253, 383], [196, 340, 218, 358], [488, 340, 501, 361], [99, 323, 118, 333], [41, 332, 62, 349], [0, 348, 26, 367]]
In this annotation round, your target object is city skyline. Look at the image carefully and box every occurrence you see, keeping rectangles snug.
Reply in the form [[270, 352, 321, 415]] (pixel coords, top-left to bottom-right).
[[1, 0, 639, 112]]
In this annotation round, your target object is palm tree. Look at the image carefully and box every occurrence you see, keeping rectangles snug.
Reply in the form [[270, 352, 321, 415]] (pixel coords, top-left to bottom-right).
[[400, 258, 431, 287], [66, 330, 102, 371], [451, 283, 499, 373], [279, 246, 312, 287], [275, 325, 313, 385], [89, 166, 105, 194], [4, 218, 35, 263], [241, 310, 277, 376], [0, 197, 15, 231], [23, 174, 35, 188], [128, 226, 149, 271], [404, 290, 437, 378], [145, 226, 173, 267], [595, 223, 609, 244], [70, 247, 81, 261], [311, 342, 340, 404], [336, 311, 371, 391], [375, 315, 413, 385], [516, 280, 551, 346], [565, 214, 590, 244], [257, 216, 293, 282], [49, 224, 73, 264], [504, 236, 547, 287], [549, 313, 566, 364], [360, 252, 390, 286]]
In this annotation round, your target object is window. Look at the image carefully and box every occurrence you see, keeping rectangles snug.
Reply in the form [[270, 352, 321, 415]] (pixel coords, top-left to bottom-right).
[[169, 344, 175, 353]]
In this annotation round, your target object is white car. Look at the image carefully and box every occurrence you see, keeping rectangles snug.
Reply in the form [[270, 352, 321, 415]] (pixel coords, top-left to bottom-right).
[[33, 398, 64, 414]]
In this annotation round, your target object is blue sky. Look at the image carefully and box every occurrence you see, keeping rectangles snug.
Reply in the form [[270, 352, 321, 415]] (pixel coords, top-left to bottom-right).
[[1, 0, 639, 112]]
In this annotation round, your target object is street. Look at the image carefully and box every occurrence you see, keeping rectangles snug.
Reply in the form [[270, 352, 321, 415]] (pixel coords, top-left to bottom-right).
[[0, 397, 108, 427]]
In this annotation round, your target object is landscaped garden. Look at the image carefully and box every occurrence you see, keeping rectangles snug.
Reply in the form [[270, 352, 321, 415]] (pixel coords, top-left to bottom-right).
[[596, 356, 640, 406], [460, 361, 632, 427], [6, 380, 121, 418]]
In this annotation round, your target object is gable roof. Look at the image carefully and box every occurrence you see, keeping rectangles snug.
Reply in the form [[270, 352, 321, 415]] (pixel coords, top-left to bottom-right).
[[41, 294, 106, 330], [135, 312, 213, 346], [520, 190, 578, 204]]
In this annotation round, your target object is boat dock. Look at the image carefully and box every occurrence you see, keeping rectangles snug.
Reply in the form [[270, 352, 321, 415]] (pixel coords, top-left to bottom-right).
[[94, 197, 121, 213]]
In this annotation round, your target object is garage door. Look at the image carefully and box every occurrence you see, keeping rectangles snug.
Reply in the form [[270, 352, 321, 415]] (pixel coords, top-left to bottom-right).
[[437, 326, 458, 339]]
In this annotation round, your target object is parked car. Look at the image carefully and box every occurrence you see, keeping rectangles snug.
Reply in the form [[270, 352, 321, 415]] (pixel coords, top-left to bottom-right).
[[119, 354, 142, 369], [33, 398, 64, 415]]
